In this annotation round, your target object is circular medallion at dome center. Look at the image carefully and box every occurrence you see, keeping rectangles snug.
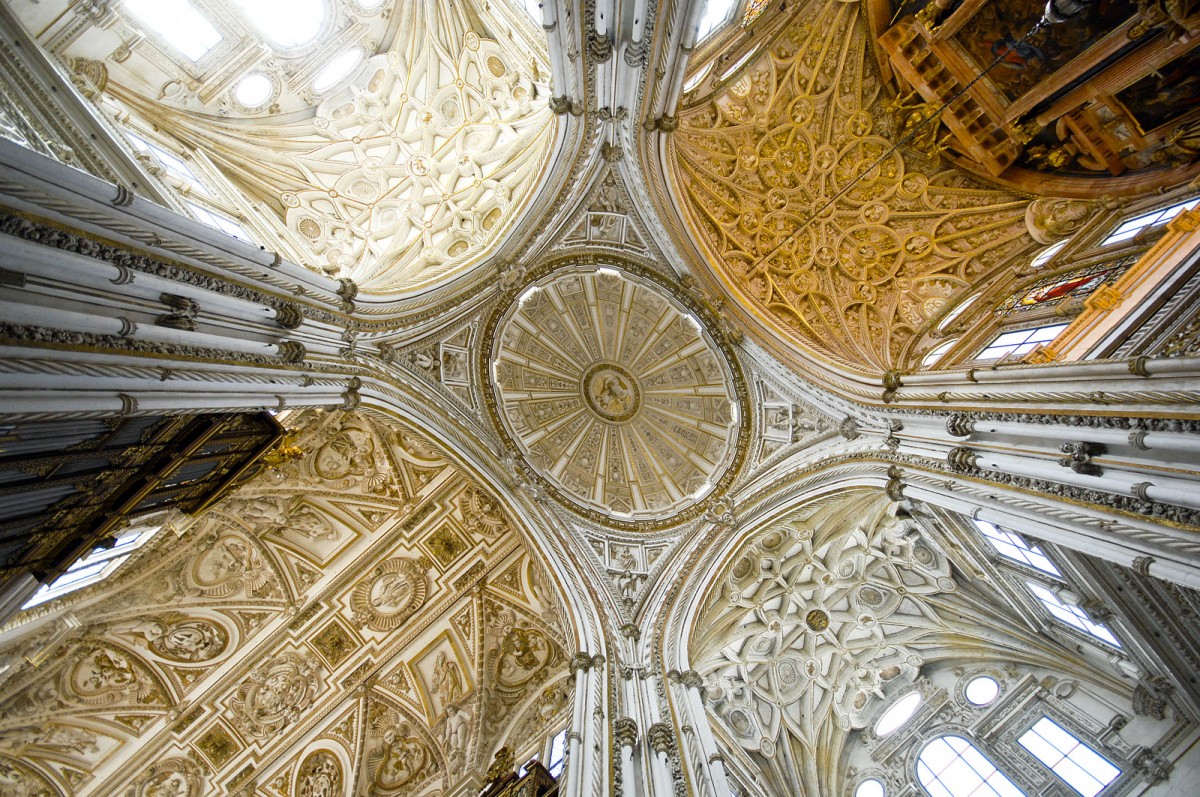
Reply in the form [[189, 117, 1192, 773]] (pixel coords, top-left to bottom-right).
[[582, 362, 641, 422], [486, 266, 747, 527]]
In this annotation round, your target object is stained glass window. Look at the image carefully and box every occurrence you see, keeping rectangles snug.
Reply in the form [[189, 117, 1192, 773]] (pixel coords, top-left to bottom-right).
[[742, 0, 774, 27], [995, 258, 1133, 316]]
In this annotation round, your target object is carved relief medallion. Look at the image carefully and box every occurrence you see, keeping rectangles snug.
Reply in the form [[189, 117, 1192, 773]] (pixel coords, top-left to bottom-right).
[[371, 723, 434, 793], [495, 627, 553, 688], [132, 757, 203, 797], [351, 558, 428, 631], [231, 652, 320, 738], [0, 755, 59, 797], [149, 618, 228, 663], [297, 750, 342, 797]]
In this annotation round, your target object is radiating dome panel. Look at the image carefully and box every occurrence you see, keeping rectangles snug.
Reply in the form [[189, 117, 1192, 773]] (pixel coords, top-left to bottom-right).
[[487, 266, 746, 527]]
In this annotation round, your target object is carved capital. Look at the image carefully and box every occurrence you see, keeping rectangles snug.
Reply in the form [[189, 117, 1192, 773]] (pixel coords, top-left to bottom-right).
[[647, 722, 674, 755], [340, 376, 362, 410], [336, 278, 358, 304], [276, 341, 307, 364], [273, 302, 304, 330], [570, 652, 593, 672], [947, 447, 979, 472], [613, 717, 638, 748], [946, 414, 975, 438]]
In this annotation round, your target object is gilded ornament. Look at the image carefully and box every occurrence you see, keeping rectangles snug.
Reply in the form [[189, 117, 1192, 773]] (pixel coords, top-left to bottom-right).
[[351, 557, 428, 631]]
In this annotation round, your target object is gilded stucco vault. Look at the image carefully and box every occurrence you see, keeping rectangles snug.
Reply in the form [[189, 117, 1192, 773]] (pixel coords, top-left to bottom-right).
[[0, 410, 572, 795], [668, 0, 1037, 371]]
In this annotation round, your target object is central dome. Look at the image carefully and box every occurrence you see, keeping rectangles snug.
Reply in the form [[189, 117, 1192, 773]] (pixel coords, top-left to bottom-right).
[[487, 265, 745, 527]]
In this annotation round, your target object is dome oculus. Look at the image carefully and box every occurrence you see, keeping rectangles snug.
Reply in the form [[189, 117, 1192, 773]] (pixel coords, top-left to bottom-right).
[[487, 265, 745, 527]]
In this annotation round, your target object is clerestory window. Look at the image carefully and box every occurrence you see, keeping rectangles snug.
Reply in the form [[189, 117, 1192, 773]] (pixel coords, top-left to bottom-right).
[[1017, 716, 1120, 797], [123, 0, 222, 61], [1101, 196, 1200, 246], [975, 323, 1068, 361], [917, 735, 1026, 797], [230, 0, 326, 49], [697, 0, 739, 40], [972, 519, 1061, 576], [1026, 582, 1121, 648], [23, 524, 161, 608]]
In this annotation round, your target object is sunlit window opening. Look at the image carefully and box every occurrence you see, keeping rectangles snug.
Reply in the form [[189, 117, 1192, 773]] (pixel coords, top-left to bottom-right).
[[187, 202, 253, 242], [922, 339, 956, 367], [964, 676, 1000, 706], [23, 525, 161, 608], [976, 323, 1068, 360], [234, 74, 273, 107], [523, 0, 545, 22], [972, 519, 1061, 576], [1101, 196, 1200, 246], [918, 736, 1026, 797], [126, 133, 212, 197], [231, 0, 325, 48], [1030, 239, 1067, 270], [123, 0, 222, 61], [875, 692, 922, 736], [683, 62, 715, 93], [313, 48, 365, 92], [1017, 717, 1120, 797], [547, 728, 568, 778], [856, 779, 886, 797], [1026, 582, 1121, 647], [697, 0, 738, 40], [940, 293, 979, 331]]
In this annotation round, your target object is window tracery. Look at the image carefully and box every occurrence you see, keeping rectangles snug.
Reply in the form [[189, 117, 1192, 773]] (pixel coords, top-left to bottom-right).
[[917, 735, 1025, 797], [1017, 716, 1121, 797]]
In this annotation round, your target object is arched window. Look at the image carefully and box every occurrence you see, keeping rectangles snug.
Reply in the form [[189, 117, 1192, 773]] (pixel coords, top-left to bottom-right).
[[922, 339, 957, 367], [917, 735, 1025, 797]]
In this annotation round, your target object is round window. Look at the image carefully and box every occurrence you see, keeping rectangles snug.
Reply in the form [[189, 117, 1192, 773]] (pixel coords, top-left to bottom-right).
[[234, 74, 272, 107], [855, 779, 885, 797], [964, 676, 1000, 706]]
